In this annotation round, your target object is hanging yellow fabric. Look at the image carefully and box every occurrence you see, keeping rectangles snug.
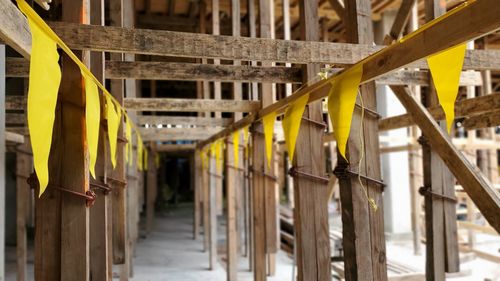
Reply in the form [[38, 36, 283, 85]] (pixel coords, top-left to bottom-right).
[[215, 140, 223, 173], [232, 131, 240, 169], [19, 1, 61, 196], [83, 73, 100, 179], [137, 135, 143, 171], [106, 96, 120, 168], [427, 43, 466, 133], [282, 93, 309, 162], [125, 116, 133, 166], [262, 112, 277, 168], [327, 64, 363, 160], [243, 125, 250, 159]]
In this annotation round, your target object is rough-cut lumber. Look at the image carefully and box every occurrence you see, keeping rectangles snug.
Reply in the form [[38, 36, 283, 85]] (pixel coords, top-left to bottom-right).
[[379, 93, 500, 131], [43, 21, 500, 70], [383, 0, 416, 44], [391, 86, 500, 232], [463, 109, 500, 130], [156, 143, 196, 152], [0, 0, 31, 58], [139, 127, 221, 141], [198, 0, 500, 148], [16, 141, 30, 281], [5, 131, 24, 143], [137, 115, 231, 127], [124, 98, 260, 112], [0, 44, 5, 281]]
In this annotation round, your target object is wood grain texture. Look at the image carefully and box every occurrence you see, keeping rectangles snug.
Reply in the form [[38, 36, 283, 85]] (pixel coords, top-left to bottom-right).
[[0, 0, 31, 58], [139, 127, 221, 141], [124, 98, 260, 112], [137, 115, 231, 127], [463, 109, 500, 130]]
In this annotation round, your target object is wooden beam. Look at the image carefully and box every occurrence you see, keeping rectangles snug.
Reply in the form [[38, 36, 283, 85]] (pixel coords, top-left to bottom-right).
[[156, 143, 195, 152], [137, 115, 232, 127], [197, 0, 500, 148], [139, 127, 221, 141], [328, 0, 345, 22], [0, 43, 5, 281], [124, 98, 260, 112], [0, 0, 30, 58], [391, 85, 500, 232], [383, 0, 416, 44], [378, 93, 500, 131], [463, 109, 500, 130], [5, 131, 24, 143], [44, 21, 500, 70], [16, 140, 30, 281]]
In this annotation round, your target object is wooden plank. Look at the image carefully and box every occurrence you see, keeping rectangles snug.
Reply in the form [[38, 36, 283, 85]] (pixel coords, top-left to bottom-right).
[[146, 147, 157, 235], [58, 1, 91, 280], [383, 0, 416, 44], [16, 141, 31, 281], [0, 0, 30, 58], [6, 131, 24, 143], [379, 93, 500, 131], [0, 44, 5, 281], [139, 127, 221, 141], [6, 58, 484, 87], [156, 144, 196, 152], [390, 86, 500, 232], [463, 109, 500, 130], [208, 156, 218, 270], [106, 61, 302, 84], [203, 155, 210, 253], [225, 138, 238, 281], [194, 150, 201, 240], [137, 115, 231, 127], [197, 0, 500, 148], [124, 98, 260, 112], [44, 21, 500, 70]]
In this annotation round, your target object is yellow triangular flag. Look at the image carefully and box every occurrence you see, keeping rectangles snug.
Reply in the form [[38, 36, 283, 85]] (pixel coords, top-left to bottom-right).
[[232, 131, 240, 169], [21, 5, 61, 196], [327, 64, 363, 160], [106, 96, 120, 168], [137, 135, 143, 171], [262, 112, 277, 168], [83, 73, 100, 179], [282, 93, 309, 162], [215, 140, 223, 173], [427, 43, 466, 133], [125, 116, 132, 166]]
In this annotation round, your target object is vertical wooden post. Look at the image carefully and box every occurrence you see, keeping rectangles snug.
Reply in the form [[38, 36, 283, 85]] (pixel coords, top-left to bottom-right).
[[146, 146, 157, 235], [16, 141, 31, 281], [109, 0, 128, 268], [338, 0, 387, 280], [57, 1, 92, 280], [89, 0, 111, 279], [203, 153, 210, 253], [209, 154, 218, 270], [292, 1, 332, 281], [194, 150, 201, 240], [226, 138, 238, 281], [0, 43, 5, 281], [423, 0, 459, 278]]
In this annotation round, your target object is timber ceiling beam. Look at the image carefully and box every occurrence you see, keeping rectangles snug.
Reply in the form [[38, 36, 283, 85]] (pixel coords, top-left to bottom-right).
[[156, 143, 196, 152], [139, 127, 221, 141], [137, 116, 232, 127], [124, 98, 260, 112]]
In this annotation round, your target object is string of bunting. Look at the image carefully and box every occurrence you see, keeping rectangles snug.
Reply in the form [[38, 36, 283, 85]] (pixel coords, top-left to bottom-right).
[[197, 1, 470, 210], [17, 0, 148, 197]]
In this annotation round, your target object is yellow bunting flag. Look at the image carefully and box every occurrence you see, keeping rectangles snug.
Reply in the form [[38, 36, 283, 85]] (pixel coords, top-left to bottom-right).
[[137, 135, 143, 171], [83, 73, 100, 179], [427, 43, 467, 133], [263, 112, 277, 168], [232, 131, 240, 169], [243, 125, 250, 159], [215, 140, 223, 173], [125, 117, 133, 166], [106, 96, 120, 168], [155, 153, 161, 169], [282, 93, 309, 162], [20, 2, 61, 196], [327, 64, 363, 160]]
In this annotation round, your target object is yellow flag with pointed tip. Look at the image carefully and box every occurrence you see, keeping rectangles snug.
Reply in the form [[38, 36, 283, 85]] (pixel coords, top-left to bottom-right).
[[83, 73, 100, 179], [232, 131, 240, 169], [106, 96, 119, 168], [215, 140, 223, 173], [21, 3, 61, 196], [243, 125, 250, 159], [263, 112, 276, 168], [125, 116, 132, 166], [327, 64, 363, 160], [137, 135, 143, 171], [283, 93, 309, 162], [427, 43, 466, 133]]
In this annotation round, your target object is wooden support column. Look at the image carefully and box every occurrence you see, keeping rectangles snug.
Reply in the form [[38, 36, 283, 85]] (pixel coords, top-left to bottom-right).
[[109, 0, 128, 268], [89, 0, 111, 279], [0, 43, 5, 281], [194, 149, 201, 240], [290, 1, 332, 281], [338, 0, 387, 280], [203, 153, 210, 253], [16, 141, 31, 281], [208, 155, 218, 270], [146, 146, 157, 235], [423, 1, 459, 278]]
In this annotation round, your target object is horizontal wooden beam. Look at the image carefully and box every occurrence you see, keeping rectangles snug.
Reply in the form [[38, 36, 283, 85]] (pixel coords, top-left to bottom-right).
[[124, 98, 260, 112], [463, 109, 500, 130], [156, 143, 196, 152], [5, 131, 24, 144], [137, 115, 232, 127], [45, 22, 500, 70], [5, 95, 25, 110], [0, 0, 31, 58], [6, 112, 25, 124], [390, 85, 500, 232], [6, 57, 482, 86], [379, 93, 500, 131], [139, 127, 221, 141]]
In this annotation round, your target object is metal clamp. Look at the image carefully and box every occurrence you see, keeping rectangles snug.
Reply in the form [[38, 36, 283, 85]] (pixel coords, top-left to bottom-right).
[[355, 104, 381, 119], [301, 116, 327, 129], [333, 164, 386, 188], [226, 163, 246, 172], [90, 179, 112, 195], [417, 136, 429, 147], [106, 176, 127, 187], [249, 165, 277, 181], [289, 166, 329, 184], [419, 186, 457, 202]]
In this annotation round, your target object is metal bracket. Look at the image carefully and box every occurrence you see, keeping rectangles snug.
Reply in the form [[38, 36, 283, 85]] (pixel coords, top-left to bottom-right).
[[333, 164, 386, 188], [90, 179, 112, 195], [288, 166, 329, 184], [301, 116, 327, 129], [249, 165, 277, 181], [418, 185, 457, 202]]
